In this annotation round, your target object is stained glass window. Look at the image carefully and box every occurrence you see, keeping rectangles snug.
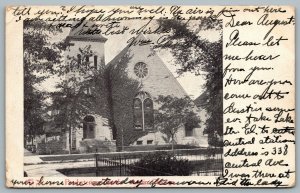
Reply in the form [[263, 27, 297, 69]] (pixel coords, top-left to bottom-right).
[[133, 92, 153, 130], [134, 62, 148, 78]]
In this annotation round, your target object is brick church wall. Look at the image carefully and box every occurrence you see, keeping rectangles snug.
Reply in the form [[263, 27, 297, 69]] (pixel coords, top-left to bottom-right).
[[106, 52, 147, 149]]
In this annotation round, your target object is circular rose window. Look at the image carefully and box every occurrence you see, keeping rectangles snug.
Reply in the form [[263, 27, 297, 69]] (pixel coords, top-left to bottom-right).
[[134, 62, 148, 78]]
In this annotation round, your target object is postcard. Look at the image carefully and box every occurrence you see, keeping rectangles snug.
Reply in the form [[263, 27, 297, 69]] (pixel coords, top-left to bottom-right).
[[5, 5, 295, 188]]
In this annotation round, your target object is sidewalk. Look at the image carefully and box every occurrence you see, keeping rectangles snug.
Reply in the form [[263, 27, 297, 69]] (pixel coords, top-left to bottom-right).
[[24, 149, 35, 156], [24, 158, 95, 177], [24, 150, 97, 177]]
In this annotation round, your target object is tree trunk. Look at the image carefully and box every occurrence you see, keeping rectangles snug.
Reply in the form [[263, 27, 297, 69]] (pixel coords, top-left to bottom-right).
[[171, 134, 174, 153], [30, 128, 34, 146], [68, 125, 72, 154], [31, 134, 34, 145], [24, 136, 26, 148], [171, 128, 175, 153]]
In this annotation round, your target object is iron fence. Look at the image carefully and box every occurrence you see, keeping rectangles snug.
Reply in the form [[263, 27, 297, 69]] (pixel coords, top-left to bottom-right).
[[95, 148, 223, 176]]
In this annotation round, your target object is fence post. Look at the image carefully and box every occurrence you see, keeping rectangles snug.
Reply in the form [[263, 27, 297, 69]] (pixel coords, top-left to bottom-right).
[[119, 156, 122, 176], [95, 153, 98, 176]]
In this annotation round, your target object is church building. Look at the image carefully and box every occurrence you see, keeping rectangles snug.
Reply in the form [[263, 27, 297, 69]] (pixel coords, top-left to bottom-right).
[[43, 22, 208, 154]]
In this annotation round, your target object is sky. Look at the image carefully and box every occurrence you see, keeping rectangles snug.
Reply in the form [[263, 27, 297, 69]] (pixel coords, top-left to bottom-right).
[[40, 20, 221, 100]]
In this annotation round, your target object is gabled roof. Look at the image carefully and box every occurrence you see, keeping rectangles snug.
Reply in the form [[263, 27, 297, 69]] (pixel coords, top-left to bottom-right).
[[106, 34, 189, 97], [194, 92, 209, 108], [67, 21, 107, 42], [106, 40, 131, 69]]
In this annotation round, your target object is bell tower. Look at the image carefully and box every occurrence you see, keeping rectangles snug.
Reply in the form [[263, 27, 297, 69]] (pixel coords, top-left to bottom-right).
[[66, 21, 107, 69], [63, 22, 112, 152]]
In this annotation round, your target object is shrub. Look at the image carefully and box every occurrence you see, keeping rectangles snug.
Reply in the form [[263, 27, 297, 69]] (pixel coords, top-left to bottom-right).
[[79, 139, 112, 153], [129, 151, 193, 176]]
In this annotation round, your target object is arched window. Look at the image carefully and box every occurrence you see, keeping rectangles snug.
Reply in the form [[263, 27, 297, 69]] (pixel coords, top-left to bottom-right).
[[133, 92, 154, 130], [94, 55, 98, 69], [133, 98, 142, 130], [83, 115, 95, 139], [144, 98, 154, 129], [77, 54, 81, 68], [85, 56, 89, 69]]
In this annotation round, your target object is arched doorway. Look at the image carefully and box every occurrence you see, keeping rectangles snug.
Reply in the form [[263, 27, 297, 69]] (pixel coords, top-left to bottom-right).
[[83, 115, 96, 139]]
